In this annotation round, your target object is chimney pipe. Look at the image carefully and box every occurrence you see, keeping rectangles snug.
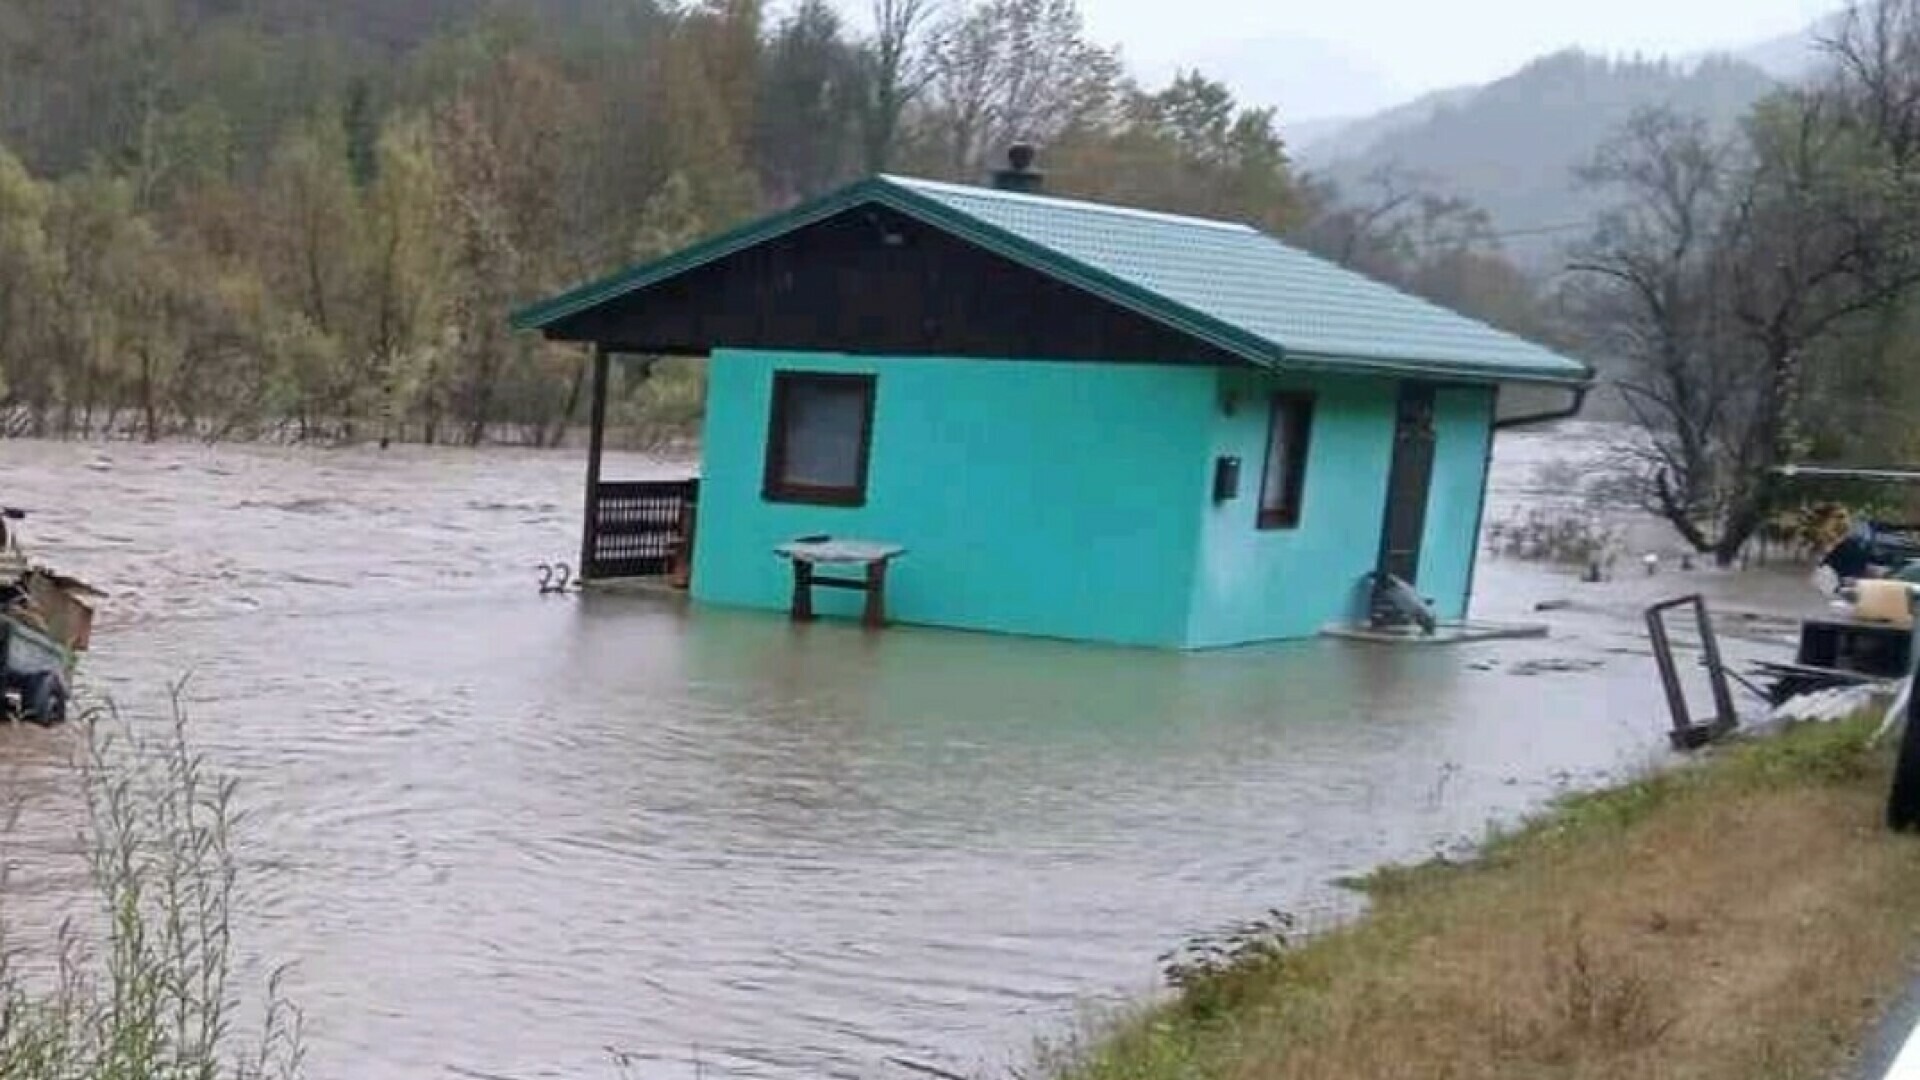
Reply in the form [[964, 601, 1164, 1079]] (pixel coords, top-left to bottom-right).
[[991, 143, 1045, 194]]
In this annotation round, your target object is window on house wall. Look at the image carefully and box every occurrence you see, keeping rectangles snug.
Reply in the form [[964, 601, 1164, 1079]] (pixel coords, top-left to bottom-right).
[[763, 371, 876, 506], [1258, 393, 1314, 529]]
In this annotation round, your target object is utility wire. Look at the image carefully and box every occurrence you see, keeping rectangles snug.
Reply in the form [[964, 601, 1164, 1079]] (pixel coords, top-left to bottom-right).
[[1358, 219, 1595, 252]]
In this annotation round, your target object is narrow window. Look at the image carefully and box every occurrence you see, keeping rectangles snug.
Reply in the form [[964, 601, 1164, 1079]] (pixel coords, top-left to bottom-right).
[[763, 371, 876, 506], [1257, 393, 1314, 530]]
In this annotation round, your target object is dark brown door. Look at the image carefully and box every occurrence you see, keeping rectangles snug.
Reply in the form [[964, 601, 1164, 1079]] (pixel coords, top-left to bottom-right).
[[1378, 383, 1438, 584]]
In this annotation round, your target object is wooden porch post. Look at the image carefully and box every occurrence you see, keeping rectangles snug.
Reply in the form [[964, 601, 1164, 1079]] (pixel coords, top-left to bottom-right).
[[579, 345, 610, 582]]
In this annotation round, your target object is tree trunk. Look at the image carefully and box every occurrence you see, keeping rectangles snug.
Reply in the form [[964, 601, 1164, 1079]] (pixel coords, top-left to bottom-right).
[[140, 349, 159, 443], [1652, 470, 1715, 554], [546, 353, 589, 449]]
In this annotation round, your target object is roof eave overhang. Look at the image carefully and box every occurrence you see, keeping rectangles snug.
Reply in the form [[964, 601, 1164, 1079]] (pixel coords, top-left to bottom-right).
[[510, 179, 1595, 394], [1277, 349, 1593, 389], [509, 180, 889, 333], [508, 178, 1287, 369]]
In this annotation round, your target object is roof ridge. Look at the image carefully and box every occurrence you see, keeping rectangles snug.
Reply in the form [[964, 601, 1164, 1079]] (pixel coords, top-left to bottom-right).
[[879, 175, 1258, 236], [516, 172, 1591, 387]]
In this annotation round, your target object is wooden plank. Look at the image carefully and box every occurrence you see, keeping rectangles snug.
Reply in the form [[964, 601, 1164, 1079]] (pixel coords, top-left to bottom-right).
[[1696, 597, 1739, 728], [579, 346, 610, 580], [774, 540, 905, 564], [863, 559, 889, 629], [542, 206, 1251, 368], [1645, 596, 1695, 736], [790, 560, 815, 622], [808, 576, 872, 591], [595, 519, 682, 538], [1751, 661, 1887, 684]]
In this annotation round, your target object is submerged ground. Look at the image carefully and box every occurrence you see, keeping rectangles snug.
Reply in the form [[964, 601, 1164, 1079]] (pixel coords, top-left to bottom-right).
[[0, 428, 1829, 1078]]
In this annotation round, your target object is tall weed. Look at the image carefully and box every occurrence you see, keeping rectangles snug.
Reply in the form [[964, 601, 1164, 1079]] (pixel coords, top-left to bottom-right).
[[0, 694, 303, 1079]]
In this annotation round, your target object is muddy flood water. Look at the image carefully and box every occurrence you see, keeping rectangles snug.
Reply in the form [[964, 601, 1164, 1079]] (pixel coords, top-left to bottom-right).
[[0, 428, 1822, 1079]]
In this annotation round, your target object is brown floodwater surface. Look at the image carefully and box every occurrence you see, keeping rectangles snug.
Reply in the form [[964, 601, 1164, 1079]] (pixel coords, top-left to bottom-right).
[[0, 431, 1817, 1079]]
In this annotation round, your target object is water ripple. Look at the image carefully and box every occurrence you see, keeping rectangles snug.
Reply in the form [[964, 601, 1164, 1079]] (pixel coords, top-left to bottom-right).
[[0, 433, 1780, 1079]]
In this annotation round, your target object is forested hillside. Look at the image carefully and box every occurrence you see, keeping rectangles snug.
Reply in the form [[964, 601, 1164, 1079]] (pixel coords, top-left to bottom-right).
[[0, 0, 1315, 444], [1307, 51, 1779, 263], [0, 0, 1613, 447], [13, 0, 1920, 583]]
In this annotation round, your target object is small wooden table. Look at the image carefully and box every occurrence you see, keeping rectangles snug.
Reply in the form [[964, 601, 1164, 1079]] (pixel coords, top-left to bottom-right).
[[774, 540, 905, 628]]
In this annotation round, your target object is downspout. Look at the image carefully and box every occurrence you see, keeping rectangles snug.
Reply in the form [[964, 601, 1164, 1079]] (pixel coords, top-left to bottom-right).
[[1491, 381, 1591, 431], [1463, 379, 1589, 608], [1460, 390, 1501, 613]]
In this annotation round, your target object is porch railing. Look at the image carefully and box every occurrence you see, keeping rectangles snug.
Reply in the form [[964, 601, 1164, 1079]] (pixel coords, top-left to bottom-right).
[[583, 479, 699, 582]]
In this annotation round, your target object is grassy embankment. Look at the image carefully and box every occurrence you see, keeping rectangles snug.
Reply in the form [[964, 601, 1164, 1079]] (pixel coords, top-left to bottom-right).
[[1064, 717, 1920, 1080]]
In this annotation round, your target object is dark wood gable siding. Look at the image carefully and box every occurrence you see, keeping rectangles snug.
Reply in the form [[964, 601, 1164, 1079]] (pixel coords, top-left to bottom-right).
[[544, 204, 1248, 366]]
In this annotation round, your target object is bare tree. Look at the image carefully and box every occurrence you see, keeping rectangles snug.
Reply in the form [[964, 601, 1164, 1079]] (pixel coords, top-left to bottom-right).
[[919, 0, 1120, 177], [861, 0, 936, 173], [1292, 164, 1502, 276], [923, 5, 1008, 176], [1288, 166, 1546, 337], [1571, 84, 1920, 562], [1823, 0, 1920, 165], [1293, 165, 1424, 270], [1566, 109, 1739, 556]]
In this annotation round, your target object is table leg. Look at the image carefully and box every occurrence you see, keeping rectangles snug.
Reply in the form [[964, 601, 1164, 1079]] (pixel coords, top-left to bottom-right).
[[862, 559, 889, 629], [790, 559, 816, 622]]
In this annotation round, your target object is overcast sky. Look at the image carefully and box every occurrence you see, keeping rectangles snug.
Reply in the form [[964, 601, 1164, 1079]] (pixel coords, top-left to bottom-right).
[[1075, 0, 1843, 119]]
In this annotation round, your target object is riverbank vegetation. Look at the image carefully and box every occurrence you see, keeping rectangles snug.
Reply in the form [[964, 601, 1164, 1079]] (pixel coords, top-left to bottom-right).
[[0, 0, 1563, 449], [1566, 2, 1920, 563], [7, 1, 1920, 561], [1059, 716, 1920, 1080], [0, 704, 302, 1078]]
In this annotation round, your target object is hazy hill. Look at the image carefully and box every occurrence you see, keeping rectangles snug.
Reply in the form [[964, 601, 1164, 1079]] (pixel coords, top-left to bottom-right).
[[1723, 10, 1847, 80], [1293, 83, 1480, 164], [1296, 50, 1778, 266]]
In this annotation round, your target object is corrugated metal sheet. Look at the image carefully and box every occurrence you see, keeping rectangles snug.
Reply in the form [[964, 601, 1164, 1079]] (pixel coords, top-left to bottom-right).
[[514, 175, 1590, 386], [890, 177, 1585, 384]]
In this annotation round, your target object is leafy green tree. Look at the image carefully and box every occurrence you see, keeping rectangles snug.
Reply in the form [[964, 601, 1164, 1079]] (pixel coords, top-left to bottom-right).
[[359, 115, 449, 444], [1052, 70, 1298, 231], [343, 77, 380, 189], [0, 144, 54, 422]]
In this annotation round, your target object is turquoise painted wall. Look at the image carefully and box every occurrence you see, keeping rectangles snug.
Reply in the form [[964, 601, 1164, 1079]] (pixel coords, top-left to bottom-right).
[[1183, 370, 1399, 648], [691, 351, 1500, 648], [691, 350, 1217, 647], [1183, 374, 1497, 647], [1416, 387, 1496, 621]]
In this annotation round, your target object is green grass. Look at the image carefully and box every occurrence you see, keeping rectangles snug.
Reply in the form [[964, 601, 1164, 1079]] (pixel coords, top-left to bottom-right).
[[1056, 716, 1920, 1080]]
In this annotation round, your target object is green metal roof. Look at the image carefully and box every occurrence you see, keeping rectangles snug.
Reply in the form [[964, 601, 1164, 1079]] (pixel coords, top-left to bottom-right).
[[513, 175, 1591, 387]]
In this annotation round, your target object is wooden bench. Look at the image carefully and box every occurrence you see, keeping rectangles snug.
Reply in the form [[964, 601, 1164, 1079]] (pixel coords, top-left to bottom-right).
[[774, 539, 905, 628]]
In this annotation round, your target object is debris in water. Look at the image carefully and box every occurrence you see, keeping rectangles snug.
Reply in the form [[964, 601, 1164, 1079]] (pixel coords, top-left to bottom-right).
[[1510, 658, 1606, 677], [1770, 685, 1876, 725], [0, 508, 101, 725]]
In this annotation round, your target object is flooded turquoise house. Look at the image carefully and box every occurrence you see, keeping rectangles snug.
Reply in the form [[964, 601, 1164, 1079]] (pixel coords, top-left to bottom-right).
[[513, 154, 1591, 648]]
